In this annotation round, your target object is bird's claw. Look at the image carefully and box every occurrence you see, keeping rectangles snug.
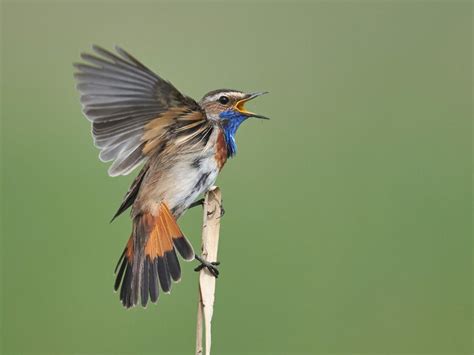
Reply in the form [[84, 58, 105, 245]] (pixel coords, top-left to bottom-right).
[[189, 198, 225, 218], [219, 198, 225, 218], [194, 255, 220, 278]]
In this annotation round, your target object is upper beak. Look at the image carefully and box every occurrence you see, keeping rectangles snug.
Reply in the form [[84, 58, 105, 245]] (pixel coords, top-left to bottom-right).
[[235, 91, 270, 120]]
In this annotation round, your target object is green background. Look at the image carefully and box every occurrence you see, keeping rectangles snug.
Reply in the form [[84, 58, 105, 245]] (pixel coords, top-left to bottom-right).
[[1, 1, 472, 354]]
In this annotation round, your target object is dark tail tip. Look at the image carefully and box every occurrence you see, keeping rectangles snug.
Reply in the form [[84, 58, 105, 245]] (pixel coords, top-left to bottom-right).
[[173, 236, 195, 261], [118, 263, 134, 308]]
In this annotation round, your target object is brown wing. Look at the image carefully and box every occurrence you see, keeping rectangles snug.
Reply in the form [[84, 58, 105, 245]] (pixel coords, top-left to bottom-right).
[[74, 45, 209, 176]]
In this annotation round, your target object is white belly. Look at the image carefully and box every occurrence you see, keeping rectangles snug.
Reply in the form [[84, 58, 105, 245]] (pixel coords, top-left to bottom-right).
[[164, 150, 219, 217]]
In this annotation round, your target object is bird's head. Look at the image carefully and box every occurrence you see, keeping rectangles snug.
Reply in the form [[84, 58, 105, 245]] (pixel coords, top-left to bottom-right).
[[200, 89, 269, 123], [200, 89, 269, 156]]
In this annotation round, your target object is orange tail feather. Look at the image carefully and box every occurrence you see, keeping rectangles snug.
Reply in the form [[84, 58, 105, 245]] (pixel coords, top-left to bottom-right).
[[114, 202, 194, 308]]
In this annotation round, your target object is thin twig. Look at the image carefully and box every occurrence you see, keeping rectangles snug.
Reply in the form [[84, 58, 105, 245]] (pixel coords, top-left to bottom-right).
[[195, 186, 222, 355]]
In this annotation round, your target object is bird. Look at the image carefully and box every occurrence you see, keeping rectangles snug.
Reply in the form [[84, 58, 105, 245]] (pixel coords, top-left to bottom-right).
[[74, 45, 268, 308]]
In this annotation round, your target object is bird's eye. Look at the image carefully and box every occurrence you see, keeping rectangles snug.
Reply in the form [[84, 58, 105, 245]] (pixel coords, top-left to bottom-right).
[[218, 96, 230, 105]]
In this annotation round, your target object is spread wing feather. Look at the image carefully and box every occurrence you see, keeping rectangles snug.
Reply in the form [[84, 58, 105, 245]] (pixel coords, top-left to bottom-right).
[[74, 45, 208, 176]]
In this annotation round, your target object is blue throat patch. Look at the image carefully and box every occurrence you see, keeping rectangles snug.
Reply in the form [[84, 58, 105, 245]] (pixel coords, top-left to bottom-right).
[[219, 110, 248, 158]]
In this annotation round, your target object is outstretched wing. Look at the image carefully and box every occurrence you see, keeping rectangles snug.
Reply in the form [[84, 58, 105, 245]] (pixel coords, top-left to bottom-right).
[[74, 45, 209, 176]]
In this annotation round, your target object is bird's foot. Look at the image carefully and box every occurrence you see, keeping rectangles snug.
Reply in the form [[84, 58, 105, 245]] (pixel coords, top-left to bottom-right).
[[189, 198, 225, 218], [188, 198, 204, 210], [194, 254, 220, 278], [218, 200, 225, 218]]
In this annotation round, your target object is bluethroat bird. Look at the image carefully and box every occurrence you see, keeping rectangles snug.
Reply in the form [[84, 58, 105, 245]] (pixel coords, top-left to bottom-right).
[[74, 46, 268, 308]]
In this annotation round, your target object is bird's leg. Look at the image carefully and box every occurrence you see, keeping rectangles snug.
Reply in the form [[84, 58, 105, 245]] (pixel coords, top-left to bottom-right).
[[189, 197, 225, 218], [194, 254, 220, 278], [188, 198, 204, 210]]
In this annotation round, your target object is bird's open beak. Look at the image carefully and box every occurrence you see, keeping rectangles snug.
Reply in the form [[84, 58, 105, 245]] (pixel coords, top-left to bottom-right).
[[235, 91, 270, 120]]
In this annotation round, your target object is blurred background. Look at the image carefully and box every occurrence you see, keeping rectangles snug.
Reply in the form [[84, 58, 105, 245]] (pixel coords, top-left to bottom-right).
[[1, 1, 471, 354]]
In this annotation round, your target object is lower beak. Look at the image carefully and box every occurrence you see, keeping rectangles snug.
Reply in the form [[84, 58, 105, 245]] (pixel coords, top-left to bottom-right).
[[235, 91, 270, 120]]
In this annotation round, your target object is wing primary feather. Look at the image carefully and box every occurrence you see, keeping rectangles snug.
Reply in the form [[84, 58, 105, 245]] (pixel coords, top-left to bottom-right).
[[114, 46, 158, 74], [86, 108, 161, 123], [75, 46, 208, 177], [74, 73, 154, 91], [108, 143, 146, 177], [74, 63, 156, 88], [80, 52, 158, 85], [92, 45, 142, 68]]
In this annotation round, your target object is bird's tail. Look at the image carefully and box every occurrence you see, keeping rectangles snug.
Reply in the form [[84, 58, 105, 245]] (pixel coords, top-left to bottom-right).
[[114, 202, 194, 308]]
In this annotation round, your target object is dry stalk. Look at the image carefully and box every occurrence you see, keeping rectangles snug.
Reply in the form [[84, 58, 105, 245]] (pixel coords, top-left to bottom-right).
[[195, 186, 222, 355]]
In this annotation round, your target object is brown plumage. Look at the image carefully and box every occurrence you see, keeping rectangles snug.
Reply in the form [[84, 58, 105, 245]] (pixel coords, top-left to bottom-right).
[[115, 203, 193, 307], [74, 45, 268, 308]]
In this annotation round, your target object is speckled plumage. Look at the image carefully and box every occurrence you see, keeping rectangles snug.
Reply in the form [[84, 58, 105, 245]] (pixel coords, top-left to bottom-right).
[[74, 45, 267, 308], [133, 126, 223, 219]]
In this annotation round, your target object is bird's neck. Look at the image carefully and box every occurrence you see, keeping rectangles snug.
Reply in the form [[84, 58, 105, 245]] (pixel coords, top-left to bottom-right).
[[220, 113, 247, 158], [223, 128, 237, 158]]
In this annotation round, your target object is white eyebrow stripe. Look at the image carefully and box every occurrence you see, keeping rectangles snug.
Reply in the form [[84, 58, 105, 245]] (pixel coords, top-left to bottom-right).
[[206, 92, 244, 102]]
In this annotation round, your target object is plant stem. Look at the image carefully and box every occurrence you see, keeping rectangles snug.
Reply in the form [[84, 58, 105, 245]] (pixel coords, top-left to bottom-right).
[[195, 187, 222, 355]]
